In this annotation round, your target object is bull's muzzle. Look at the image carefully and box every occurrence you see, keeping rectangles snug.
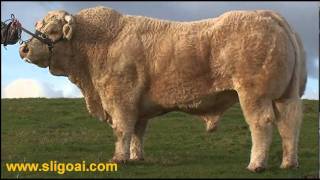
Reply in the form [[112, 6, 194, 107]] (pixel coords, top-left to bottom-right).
[[19, 43, 30, 61]]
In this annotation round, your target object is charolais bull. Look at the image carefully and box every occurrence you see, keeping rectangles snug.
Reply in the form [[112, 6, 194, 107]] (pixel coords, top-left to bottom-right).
[[19, 6, 307, 172]]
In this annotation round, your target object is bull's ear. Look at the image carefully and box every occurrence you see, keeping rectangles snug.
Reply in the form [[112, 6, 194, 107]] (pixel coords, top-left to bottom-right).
[[62, 24, 73, 40], [63, 15, 74, 40]]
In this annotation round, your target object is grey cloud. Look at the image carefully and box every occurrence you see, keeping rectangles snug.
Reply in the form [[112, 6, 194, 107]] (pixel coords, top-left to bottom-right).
[[2, 1, 318, 79]]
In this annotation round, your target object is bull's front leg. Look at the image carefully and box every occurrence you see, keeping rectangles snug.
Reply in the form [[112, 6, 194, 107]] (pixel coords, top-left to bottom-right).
[[130, 119, 148, 161], [110, 108, 137, 163], [97, 50, 146, 163]]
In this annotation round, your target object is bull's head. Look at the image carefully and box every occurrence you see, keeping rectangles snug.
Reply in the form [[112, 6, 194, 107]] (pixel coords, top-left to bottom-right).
[[19, 10, 75, 76]]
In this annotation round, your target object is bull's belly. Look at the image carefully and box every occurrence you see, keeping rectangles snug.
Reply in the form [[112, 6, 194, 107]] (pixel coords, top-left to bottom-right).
[[138, 90, 238, 119], [175, 90, 238, 114]]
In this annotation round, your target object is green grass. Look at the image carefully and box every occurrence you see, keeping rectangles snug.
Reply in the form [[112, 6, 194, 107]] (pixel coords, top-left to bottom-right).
[[1, 98, 318, 178]]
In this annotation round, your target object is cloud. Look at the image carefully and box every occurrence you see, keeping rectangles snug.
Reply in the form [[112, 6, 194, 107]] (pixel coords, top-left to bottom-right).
[[302, 88, 319, 100], [1, 2, 318, 99], [50, 2, 319, 79], [307, 57, 319, 80], [2, 79, 82, 98], [2, 77, 317, 100], [62, 82, 83, 98], [2, 79, 62, 98], [302, 77, 319, 100]]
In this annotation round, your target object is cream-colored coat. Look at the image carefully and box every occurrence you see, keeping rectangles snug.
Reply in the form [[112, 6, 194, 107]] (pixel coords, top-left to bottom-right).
[[19, 6, 307, 172]]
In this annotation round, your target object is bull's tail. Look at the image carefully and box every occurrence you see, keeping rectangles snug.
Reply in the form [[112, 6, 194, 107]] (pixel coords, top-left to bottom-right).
[[294, 32, 307, 97]]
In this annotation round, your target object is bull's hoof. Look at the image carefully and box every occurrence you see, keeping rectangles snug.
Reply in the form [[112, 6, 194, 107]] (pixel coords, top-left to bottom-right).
[[247, 164, 266, 172], [129, 157, 144, 161], [109, 157, 128, 164], [280, 161, 299, 169], [206, 126, 217, 133]]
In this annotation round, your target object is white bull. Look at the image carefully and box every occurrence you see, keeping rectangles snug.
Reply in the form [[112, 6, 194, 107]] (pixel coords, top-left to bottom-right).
[[19, 7, 307, 172]]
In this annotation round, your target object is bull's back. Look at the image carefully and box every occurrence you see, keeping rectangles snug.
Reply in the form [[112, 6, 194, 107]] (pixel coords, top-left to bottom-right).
[[143, 10, 296, 109], [145, 23, 217, 107]]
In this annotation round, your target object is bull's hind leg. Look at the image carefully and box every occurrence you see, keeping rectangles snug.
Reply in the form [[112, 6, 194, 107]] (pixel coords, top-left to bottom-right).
[[238, 94, 275, 172], [274, 98, 302, 169], [130, 119, 148, 161]]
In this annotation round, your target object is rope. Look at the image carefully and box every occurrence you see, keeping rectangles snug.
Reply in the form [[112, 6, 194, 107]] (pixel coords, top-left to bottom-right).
[[1, 14, 54, 50], [1, 14, 22, 46]]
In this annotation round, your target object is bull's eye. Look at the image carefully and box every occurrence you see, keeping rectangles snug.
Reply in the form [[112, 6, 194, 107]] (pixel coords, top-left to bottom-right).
[[40, 33, 47, 39]]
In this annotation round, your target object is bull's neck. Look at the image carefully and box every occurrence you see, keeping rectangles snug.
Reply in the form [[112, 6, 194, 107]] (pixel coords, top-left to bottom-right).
[[65, 41, 91, 96], [73, 13, 125, 45], [67, 41, 105, 120]]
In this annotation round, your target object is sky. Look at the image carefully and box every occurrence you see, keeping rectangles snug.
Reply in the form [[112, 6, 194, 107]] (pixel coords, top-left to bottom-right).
[[1, 1, 319, 99]]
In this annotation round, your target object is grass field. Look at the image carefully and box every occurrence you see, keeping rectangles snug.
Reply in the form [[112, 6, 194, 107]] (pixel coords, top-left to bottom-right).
[[1, 98, 318, 178]]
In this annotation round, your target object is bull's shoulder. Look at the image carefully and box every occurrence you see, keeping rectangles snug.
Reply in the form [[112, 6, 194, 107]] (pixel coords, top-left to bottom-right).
[[108, 27, 148, 64], [76, 6, 122, 17]]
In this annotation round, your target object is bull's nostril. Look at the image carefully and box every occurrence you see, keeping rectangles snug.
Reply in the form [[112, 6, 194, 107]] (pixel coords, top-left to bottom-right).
[[19, 45, 30, 59], [22, 47, 29, 53]]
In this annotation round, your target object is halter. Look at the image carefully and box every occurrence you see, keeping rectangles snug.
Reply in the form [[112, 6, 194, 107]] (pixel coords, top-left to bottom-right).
[[2, 14, 64, 52]]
